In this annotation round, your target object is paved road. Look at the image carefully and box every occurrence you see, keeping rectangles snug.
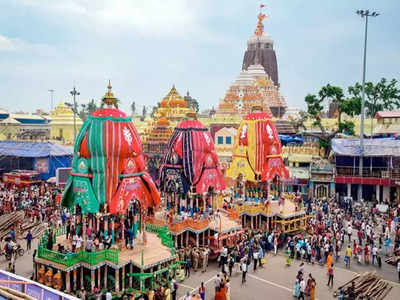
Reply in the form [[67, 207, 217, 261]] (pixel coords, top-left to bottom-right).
[[176, 253, 400, 300], [1, 237, 399, 300]]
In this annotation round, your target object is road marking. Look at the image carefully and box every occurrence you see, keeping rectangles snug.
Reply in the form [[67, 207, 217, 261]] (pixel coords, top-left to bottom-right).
[[178, 275, 217, 300], [247, 273, 292, 292], [248, 274, 320, 300], [178, 283, 196, 290]]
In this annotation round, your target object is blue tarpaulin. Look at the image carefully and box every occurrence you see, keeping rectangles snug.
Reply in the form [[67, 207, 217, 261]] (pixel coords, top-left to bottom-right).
[[0, 141, 73, 180], [0, 141, 72, 157]]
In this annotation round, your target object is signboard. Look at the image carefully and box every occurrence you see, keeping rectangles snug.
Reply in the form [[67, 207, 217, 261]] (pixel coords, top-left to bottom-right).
[[56, 167, 71, 185], [35, 158, 49, 174]]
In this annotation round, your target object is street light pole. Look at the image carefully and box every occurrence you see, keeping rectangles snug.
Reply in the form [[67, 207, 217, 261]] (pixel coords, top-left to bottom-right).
[[48, 89, 55, 112], [70, 86, 80, 142], [356, 10, 379, 202]]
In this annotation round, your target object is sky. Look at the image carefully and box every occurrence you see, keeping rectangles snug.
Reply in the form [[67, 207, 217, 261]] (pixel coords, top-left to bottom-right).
[[0, 0, 399, 115]]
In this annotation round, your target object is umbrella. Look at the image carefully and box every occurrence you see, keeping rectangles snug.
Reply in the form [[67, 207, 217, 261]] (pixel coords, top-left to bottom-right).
[[47, 177, 56, 184]]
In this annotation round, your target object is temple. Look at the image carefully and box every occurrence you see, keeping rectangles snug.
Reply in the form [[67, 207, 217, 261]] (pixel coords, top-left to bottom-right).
[[152, 86, 196, 124], [242, 12, 279, 86], [143, 86, 197, 179]]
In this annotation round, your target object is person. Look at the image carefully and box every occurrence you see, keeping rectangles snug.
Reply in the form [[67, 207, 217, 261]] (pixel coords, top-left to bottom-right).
[[347, 224, 352, 243], [10, 227, 15, 242], [241, 260, 248, 284], [104, 234, 112, 249], [309, 277, 316, 300], [171, 278, 177, 300], [199, 281, 205, 300], [185, 257, 191, 278], [347, 281, 356, 300], [253, 250, 258, 272], [327, 263, 334, 288], [299, 278, 306, 300], [345, 245, 351, 268], [26, 230, 32, 251], [164, 284, 171, 300], [377, 246, 382, 268], [372, 245, 378, 265], [215, 284, 226, 300], [228, 255, 234, 277], [293, 279, 300, 298], [184, 291, 191, 300], [225, 279, 231, 300], [326, 252, 333, 274], [78, 288, 87, 300], [214, 274, 221, 292], [397, 259, 400, 282]]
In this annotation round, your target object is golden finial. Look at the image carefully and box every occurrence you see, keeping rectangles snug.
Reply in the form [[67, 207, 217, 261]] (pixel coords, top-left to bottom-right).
[[101, 80, 119, 108]]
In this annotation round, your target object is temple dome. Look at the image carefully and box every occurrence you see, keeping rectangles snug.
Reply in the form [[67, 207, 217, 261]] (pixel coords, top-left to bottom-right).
[[156, 117, 170, 127], [247, 31, 274, 47], [161, 85, 186, 108]]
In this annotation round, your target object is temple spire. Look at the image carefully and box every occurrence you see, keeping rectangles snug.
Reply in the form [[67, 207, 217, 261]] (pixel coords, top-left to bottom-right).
[[102, 80, 118, 108]]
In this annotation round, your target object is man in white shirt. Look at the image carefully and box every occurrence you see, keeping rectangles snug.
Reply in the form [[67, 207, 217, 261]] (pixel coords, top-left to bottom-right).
[[347, 224, 352, 242], [214, 274, 221, 291], [299, 278, 306, 300], [372, 245, 378, 265], [105, 291, 112, 300]]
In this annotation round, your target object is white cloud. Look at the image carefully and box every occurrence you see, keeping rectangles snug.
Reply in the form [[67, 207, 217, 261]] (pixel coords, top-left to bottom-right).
[[16, 0, 205, 38], [0, 34, 55, 56], [0, 34, 16, 51]]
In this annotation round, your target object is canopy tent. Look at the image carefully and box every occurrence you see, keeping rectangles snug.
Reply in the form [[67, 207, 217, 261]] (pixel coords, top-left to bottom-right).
[[0, 141, 72, 180]]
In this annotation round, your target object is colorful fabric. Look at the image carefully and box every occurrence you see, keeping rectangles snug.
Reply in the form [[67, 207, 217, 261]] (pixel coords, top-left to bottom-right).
[[228, 112, 289, 182], [160, 119, 225, 193], [62, 108, 160, 215]]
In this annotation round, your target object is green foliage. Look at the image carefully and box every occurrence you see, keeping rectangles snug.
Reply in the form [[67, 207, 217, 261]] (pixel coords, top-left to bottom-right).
[[305, 84, 360, 155], [65, 99, 99, 121], [348, 78, 400, 118], [141, 105, 147, 121], [151, 102, 160, 117], [287, 110, 309, 132], [131, 101, 136, 114]]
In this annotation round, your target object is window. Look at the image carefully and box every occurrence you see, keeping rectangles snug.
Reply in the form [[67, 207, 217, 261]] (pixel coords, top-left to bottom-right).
[[217, 136, 223, 144], [226, 136, 232, 144]]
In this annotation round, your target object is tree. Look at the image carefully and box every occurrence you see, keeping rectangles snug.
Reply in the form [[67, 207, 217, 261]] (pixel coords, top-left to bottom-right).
[[141, 105, 147, 121], [189, 98, 200, 113], [348, 78, 400, 135], [65, 99, 98, 121], [305, 84, 360, 155], [131, 101, 136, 115], [151, 102, 160, 117], [287, 110, 309, 133]]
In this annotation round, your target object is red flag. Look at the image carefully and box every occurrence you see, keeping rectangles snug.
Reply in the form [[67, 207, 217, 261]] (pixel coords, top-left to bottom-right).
[[260, 4, 265, 8]]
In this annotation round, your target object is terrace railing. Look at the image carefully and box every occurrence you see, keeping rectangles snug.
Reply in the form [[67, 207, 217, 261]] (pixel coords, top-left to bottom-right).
[[336, 166, 390, 178], [37, 245, 119, 267]]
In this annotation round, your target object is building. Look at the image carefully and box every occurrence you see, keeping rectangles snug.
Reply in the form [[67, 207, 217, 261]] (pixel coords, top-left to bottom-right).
[[332, 138, 400, 203], [49, 102, 83, 144], [152, 85, 197, 124], [242, 12, 279, 86], [0, 110, 50, 141], [309, 159, 335, 200], [374, 110, 400, 137], [282, 146, 321, 197], [213, 127, 237, 173]]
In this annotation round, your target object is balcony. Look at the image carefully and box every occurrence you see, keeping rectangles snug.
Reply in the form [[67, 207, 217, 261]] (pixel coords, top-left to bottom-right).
[[336, 166, 400, 179]]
